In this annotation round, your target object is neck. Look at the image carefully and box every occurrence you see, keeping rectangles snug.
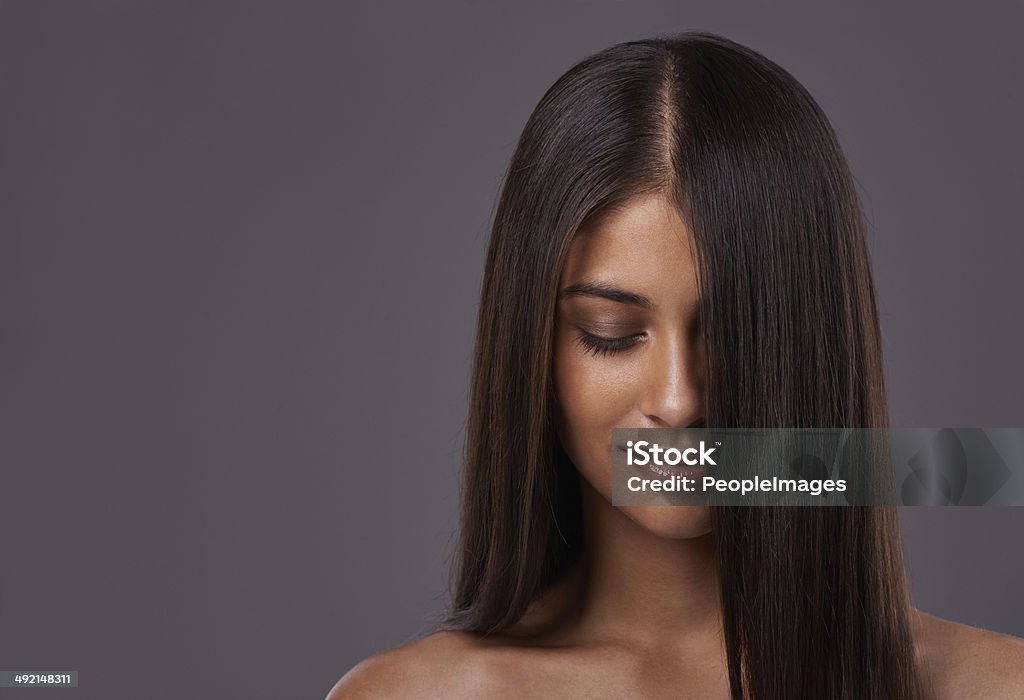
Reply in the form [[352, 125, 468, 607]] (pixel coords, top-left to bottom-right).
[[564, 480, 722, 649]]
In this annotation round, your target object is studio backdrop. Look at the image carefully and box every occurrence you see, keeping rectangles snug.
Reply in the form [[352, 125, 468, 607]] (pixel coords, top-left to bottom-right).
[[1, 3, 1022, 699]]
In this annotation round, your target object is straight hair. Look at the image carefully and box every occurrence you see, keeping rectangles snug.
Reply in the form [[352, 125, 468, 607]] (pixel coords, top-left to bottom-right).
[[446, 32, 925, 699]]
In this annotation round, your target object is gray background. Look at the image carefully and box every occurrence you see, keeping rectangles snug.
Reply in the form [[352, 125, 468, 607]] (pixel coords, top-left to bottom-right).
[[1, 2, 1021, 699]]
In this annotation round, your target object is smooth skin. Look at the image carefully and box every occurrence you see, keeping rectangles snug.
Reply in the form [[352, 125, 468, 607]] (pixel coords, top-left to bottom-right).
[[328, 193, 1024, 699]]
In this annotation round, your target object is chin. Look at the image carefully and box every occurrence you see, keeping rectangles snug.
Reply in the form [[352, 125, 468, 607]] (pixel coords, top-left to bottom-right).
[[621, 504, 713, 539]]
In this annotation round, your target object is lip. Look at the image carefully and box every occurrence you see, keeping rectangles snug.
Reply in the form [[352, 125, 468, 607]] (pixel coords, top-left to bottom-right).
[[613, 440, 711, 480]]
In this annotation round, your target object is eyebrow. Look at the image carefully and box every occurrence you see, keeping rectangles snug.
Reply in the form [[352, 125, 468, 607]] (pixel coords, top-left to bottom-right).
[[558, 281, 655, 310]]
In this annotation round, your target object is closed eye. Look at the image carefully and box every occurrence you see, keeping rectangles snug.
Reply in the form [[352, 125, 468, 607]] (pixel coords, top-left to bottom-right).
[[574, 330, 646, 357]]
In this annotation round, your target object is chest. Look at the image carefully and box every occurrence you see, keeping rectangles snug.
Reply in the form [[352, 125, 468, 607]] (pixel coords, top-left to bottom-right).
[[484, 648, 732, 700]]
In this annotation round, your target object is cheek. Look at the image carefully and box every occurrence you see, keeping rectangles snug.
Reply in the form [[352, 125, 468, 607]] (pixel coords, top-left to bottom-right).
[[553, 330, 640, 486], [552, 330, 714, 540]]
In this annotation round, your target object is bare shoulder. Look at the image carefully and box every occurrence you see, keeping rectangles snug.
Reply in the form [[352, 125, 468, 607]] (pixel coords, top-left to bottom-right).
[[911, 608, 1024, 699], [324, 630, 496, 700]]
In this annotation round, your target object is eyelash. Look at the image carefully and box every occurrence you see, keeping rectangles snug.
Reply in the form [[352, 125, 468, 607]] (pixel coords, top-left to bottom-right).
[[574, 330, 646, 357]]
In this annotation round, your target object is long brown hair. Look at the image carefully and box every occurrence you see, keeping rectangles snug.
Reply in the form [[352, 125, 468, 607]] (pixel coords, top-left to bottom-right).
[[447, 32, 925, 699]]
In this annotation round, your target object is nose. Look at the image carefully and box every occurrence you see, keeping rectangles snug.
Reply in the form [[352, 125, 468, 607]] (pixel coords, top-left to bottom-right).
[[638, 327, 705, 429]]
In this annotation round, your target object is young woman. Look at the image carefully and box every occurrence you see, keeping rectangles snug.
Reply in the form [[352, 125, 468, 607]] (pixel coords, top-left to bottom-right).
[[330, 32, 1024, 699]]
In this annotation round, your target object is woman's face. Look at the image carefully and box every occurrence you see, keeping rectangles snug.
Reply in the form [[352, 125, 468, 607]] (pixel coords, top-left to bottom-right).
[[553, 191, 711, 539]]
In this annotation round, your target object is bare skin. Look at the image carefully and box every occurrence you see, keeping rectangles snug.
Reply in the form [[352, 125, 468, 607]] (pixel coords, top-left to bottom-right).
[[327, 193, 1024, 699]]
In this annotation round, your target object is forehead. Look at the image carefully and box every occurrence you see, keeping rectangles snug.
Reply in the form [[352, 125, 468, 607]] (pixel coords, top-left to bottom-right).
[[559, 193, 700, 304]]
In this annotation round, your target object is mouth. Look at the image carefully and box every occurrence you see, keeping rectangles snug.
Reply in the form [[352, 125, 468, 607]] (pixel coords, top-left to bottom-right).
[[612, 435, 712, 480]]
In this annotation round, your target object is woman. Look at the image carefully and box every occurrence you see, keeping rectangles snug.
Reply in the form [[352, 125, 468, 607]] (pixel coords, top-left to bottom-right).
[[330, 32, 1024, 698]]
